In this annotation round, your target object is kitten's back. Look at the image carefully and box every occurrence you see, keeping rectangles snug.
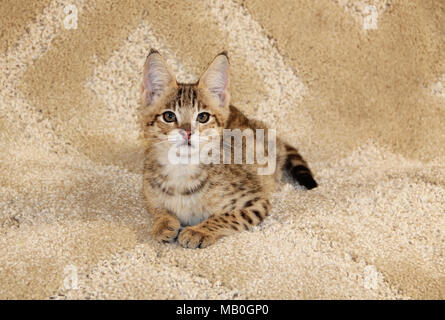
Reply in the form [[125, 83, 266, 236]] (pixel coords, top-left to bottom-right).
[[226, 105, 317, 189]]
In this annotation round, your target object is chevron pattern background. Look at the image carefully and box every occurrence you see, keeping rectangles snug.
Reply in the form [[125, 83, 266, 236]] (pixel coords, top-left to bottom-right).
[[0, 0, 444, 299]]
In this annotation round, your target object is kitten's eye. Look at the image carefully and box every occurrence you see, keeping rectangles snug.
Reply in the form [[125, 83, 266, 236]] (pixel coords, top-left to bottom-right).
[[162, 111, 176, 123], [197, 112, 210, 123]]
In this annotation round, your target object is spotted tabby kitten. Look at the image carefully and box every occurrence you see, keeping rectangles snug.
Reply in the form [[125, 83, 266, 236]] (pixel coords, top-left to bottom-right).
[[141, 50, 317, 249]]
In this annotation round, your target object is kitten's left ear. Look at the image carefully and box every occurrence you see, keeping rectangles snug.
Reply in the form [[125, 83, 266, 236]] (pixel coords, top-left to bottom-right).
[[198, 51, 230, 108]]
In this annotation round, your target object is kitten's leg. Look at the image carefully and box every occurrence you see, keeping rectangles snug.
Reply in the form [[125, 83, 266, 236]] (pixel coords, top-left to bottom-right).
[[144, 172, 181, 242], [178, 198, 271, 249], [147, 203, 181, 243]]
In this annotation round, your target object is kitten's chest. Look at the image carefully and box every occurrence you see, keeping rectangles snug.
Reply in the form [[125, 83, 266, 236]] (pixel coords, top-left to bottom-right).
[[163, 193, 207, 226], [159, 163, 211, 225]]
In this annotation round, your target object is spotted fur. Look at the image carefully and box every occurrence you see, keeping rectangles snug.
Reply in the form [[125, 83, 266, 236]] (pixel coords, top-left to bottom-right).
[[141, 50, 317, 248]]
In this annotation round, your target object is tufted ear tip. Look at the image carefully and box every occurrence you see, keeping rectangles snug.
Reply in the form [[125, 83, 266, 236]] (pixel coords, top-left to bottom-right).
[[148, 48, 159, 55], [218, 50, 229, 60]]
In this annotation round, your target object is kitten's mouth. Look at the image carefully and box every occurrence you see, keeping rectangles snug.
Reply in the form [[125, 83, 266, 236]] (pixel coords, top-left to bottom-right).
[[177, 140, 194, 148]]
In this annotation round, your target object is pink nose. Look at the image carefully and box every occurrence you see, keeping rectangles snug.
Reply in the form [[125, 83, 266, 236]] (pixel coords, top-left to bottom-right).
[[182, 130, 192, 140]]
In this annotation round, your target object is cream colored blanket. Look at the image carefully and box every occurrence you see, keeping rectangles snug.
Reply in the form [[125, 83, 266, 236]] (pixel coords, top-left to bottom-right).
[[0, 0, 444, 299]]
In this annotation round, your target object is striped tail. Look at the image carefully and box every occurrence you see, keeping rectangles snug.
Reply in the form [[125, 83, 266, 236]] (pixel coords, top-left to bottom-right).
[[284, 144, 318, 190]]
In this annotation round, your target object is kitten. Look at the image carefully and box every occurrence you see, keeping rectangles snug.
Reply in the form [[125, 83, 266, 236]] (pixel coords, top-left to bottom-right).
[[140, 50, 317, 248]]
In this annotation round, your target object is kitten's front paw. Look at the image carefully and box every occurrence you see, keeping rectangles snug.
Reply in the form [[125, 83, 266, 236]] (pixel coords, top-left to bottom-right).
[[178, 227, 216, 249], [152, 215, 180, 243]]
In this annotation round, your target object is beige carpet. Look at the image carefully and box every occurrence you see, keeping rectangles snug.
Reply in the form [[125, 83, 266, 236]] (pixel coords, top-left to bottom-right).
[[0, 0, 444, 299]]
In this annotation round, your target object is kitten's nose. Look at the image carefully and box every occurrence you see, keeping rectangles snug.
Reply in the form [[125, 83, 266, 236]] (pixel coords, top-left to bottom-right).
[[181, 130, 192, 141]]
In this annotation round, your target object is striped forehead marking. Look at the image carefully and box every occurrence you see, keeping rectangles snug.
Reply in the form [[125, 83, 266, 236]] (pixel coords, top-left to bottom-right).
[[174, 85, 199, 110]]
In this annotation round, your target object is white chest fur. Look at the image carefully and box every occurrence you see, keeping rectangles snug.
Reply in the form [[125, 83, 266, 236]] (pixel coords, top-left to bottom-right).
[[159, 162, 211, 226]]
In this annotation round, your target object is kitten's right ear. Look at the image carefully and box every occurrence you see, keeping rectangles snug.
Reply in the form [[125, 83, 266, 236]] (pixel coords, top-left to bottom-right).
[[142, 49, 176, 106]]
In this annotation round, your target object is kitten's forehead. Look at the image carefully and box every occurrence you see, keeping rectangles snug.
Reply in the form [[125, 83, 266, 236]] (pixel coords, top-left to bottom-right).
[[170, 84, 200, 110]]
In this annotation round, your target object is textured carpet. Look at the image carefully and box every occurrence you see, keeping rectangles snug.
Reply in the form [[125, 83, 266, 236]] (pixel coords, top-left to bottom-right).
[[0, 0, 444, 299]]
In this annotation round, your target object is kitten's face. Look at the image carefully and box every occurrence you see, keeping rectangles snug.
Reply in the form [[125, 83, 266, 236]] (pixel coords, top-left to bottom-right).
[[141, 51, 230, 158], [145, 84, 225, 151]]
